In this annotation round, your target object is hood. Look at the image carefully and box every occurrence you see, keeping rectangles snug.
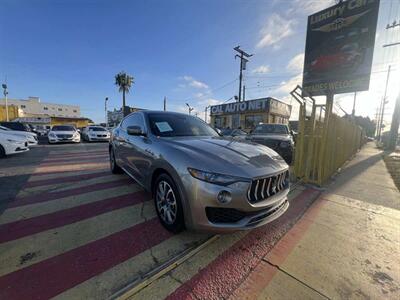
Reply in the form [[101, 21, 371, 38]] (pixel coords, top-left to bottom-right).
[[50, 130, 77, 135], [0, 132, 27, 142], [1, 130, 35, 140], [249, 134, 292, 142], [161, 137, 288, 178]]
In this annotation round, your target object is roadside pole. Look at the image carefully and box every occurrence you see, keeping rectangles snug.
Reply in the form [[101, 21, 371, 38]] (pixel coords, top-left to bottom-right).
[[2, 84, 9, 122], [378, 65, 391, 141], [163, 96, 167, 111], [105, 97, 108, 127]]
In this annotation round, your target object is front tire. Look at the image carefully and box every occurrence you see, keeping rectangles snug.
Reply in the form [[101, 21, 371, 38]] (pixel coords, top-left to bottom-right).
[[153, 173, 185, 233], [110, 147, 122, 174], [0, 145, 6, 158]]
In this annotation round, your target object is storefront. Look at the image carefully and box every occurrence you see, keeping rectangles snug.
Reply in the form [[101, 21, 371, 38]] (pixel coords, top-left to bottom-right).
[[209, 97, 291, 132]]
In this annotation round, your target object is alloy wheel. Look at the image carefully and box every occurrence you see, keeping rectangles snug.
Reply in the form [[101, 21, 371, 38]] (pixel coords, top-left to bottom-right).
[[156, 180, 177, 225]]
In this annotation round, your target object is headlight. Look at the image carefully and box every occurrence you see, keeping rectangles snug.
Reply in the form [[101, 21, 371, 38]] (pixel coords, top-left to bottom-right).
[[188, 168, 250, 186], [89, 132, 96, 136], [280, 141, 290, 148], [7, 139, 23, 143], [49, 132, 56, 138]]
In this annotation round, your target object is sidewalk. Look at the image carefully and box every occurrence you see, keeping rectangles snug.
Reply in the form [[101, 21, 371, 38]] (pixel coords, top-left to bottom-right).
[[127, 143, 400, 300]]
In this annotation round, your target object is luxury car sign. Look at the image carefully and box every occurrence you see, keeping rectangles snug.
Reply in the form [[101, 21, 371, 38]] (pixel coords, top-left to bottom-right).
[[302, 0, 380, 96]]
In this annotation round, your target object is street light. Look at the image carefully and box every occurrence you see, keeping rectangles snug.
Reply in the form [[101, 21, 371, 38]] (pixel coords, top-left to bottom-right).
[[186, 103, 194, 115], [2, 84, 9, 122], [105, 97, 109, 128]]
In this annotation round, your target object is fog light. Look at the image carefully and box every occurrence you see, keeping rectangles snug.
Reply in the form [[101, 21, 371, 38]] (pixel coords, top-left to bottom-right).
[[217, 190, 232, 204]]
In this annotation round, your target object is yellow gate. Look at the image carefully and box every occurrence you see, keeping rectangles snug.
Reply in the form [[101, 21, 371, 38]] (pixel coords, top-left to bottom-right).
[[291, 86, 365, 186]]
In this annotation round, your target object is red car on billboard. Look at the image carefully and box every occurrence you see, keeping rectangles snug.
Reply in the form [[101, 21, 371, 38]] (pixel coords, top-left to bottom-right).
[[310, 43, 363, 73]]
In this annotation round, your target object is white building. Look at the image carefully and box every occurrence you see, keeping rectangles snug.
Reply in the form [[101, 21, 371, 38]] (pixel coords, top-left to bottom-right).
[[0, 96, 80, 118]]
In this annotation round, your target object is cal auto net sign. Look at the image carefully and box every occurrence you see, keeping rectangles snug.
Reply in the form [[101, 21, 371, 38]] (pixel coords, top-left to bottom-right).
[[210, 98, 270, 116], [302, 0, 380, 96]]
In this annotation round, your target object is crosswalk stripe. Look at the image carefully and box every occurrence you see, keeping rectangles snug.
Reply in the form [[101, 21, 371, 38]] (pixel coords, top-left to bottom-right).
[[28, 167, 109, 179], [0, 185, 141, 225], [32, 162, 110, 174], [24, 170, 111, 188], [18, 174, 124, 196], [39, 156, 108, 167], [0, 218, 171, 299], [0, 201, 156, 277], [0, 191, 148, 243], [56, 232, 210, 300], [9, 178, 133, 208]]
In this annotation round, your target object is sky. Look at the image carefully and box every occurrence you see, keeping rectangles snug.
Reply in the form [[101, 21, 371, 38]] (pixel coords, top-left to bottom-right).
[[1, 0, 399, 125]]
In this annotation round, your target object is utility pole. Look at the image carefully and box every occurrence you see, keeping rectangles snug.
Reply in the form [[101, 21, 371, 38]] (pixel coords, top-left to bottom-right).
[[243, 85, 246, 102], [163, 96, 167, 111], [234, 46, 252, 102], [385, 19, 400, 149], [351, 92, 357, 118], [204, 106, 210, 123], [185, 103, 194, 115], [377, 65, 391, 141], [2, 84, 9, 121], [105, 97, 108, 127]]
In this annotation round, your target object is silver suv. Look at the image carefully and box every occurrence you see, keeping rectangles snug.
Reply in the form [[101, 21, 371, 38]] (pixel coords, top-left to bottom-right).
[[109, 111, 290, 233]]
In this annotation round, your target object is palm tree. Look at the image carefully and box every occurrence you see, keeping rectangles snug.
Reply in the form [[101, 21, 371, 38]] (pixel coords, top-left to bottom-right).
[[115, 71, 134, 117]]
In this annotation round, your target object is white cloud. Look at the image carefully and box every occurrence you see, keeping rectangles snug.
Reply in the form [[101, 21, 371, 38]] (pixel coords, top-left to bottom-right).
[[181, 75, 209, 89], [273, 73, 303, 95], [252, 65, 270, 74], [256, 14, 295, 49], [287, 53, 305, 73], [290, 0, 334, 15]]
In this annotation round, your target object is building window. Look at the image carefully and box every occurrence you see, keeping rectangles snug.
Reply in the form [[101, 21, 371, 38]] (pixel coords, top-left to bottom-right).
[[20, 105, 26, 109], [43, 107, 48, 110], [245, 115, 263, 129], [58, 108, 62, 111], [73, 110, 77, 113]]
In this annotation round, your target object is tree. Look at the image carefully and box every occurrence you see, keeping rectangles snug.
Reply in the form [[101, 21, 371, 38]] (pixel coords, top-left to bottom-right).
[[115, 71, 134, 117]]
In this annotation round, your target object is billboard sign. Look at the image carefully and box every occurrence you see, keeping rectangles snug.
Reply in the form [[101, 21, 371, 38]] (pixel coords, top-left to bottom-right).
[[302, 0, 380, 96]]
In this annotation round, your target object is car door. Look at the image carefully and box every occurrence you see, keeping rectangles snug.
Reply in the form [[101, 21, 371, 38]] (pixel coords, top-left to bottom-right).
[[118, 113, 150, 183]]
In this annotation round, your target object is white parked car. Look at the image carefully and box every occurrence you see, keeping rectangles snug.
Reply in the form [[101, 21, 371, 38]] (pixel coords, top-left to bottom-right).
[[48, 125, 81, 144], [82, 126, 110, 142], [0, 132, 29, 158], [0, 126, 38, 146]]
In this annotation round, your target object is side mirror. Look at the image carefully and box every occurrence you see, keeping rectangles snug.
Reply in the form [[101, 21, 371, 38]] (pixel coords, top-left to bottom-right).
[[127, 125, 146, 136], [215, 128, 222, 136]]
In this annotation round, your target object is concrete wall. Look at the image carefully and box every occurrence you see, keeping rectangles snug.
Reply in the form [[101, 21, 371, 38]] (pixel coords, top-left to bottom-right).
[[0, 97, 80, 118]]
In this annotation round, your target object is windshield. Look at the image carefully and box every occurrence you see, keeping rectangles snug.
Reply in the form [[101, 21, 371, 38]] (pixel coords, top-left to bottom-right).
[[52, 125, 75, 131], [253, 124, 288, 135], [89, 127, 107, 131], [148, 113, 219, 137]]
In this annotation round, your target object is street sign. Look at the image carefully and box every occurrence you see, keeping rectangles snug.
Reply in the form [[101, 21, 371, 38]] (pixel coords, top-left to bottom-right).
[[302, 0, 380, 96]]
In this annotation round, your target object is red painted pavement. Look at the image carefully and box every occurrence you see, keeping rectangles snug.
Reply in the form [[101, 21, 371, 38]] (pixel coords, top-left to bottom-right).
[[31, 166, 109, 176], [167, 188, 320, 300], [45, 150, 108, 157], [24, 170, 110, 188], [0, 218, 172, 300], [8, 178, 133, 208], [39, 156, 108, 167], [0, 191, 149, 243]]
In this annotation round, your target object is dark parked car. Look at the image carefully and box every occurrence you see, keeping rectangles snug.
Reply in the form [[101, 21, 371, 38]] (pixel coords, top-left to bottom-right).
[[109, 111, 290, 233], [220, 128, 248, 140], [247, 124, 294, 164], [0, 121, 32, 132]]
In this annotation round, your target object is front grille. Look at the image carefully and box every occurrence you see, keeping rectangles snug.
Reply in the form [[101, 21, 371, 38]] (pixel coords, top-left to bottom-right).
[[247, 170, 289, 203], [56, 134, 73, 139], [97, 135, 107, 137], [253, 139, 279, 149], [206, 207, 246, 223]]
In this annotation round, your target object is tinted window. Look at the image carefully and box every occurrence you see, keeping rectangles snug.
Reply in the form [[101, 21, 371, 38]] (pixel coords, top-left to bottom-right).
[[89, 127, 107, 132], [52, 125, 75, 131], [121, 113, 145, 131], [253, 124, 288, 134], [148, 113, 218, 137]]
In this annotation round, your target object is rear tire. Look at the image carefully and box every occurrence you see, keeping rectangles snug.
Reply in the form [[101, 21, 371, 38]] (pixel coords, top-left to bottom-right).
[[110, 147, 123, 174], [0, 145, 6, 158], [153, 173, 185, 233]]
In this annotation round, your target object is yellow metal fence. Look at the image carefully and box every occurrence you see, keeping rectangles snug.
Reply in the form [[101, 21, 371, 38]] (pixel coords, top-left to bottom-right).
[[292, 86, 365, 186]]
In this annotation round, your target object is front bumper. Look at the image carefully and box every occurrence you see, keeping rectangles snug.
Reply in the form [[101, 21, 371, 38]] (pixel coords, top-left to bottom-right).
[[181, 172, 290, 233], [48, 136, 81, 143], [5, 141, 29, 155], [88, 135, 110, 142]]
